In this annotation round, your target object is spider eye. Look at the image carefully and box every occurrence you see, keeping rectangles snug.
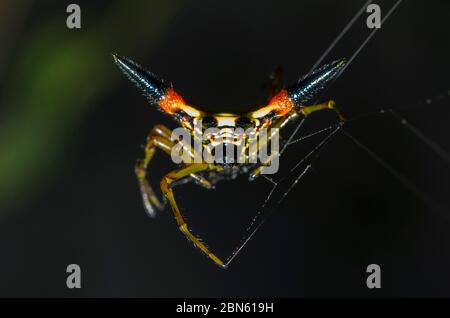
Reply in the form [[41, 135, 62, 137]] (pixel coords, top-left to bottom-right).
[[201, 116, 217, 129], [236, 116, 253, 129]]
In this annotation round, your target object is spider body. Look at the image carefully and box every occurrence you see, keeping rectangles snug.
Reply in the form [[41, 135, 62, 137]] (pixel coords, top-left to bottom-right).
[[113, 54, 345, 267]]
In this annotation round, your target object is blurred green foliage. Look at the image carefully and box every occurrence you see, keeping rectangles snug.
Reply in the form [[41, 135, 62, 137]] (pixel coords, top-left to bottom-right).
[[0, 1, 183, 210]]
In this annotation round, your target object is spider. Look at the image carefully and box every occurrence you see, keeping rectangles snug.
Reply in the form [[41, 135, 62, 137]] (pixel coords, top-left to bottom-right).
[[113, 54, 346, 268]]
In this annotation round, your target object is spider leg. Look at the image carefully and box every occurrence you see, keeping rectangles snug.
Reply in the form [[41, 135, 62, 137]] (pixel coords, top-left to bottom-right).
[[148, 125, 214, 189], [300, 100, 345, 122], [248, 127, 281, 181], [160, 163, 226, 268], [248, 114, 290, 181], [135, 125, 212, 217], [249, 101, 345, 180], [190, 173, 215, 189]]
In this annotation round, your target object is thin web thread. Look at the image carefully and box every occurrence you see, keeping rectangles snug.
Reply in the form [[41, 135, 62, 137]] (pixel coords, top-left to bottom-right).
[[225, 0, 407, 266], [305, 0, 374, 76], [225, 129, 339, 266], [282, 0, 403, 156], [226, 87, 450, 266], [226, 125, 342, 265], [340, 128, 450, 220]]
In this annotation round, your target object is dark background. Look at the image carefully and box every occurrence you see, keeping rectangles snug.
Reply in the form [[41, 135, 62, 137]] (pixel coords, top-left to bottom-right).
[[0, 0, 449, 297]]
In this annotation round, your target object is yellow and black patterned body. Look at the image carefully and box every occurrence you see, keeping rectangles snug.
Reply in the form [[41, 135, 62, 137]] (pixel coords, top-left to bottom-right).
[[113, 54, 345, 267]]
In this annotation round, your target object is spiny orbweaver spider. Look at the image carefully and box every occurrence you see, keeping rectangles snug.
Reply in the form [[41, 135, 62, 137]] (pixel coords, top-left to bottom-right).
[[113, 54, 345, 268]]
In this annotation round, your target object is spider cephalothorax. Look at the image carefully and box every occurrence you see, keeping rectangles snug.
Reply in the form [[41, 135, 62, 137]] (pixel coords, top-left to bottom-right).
[[113, 54, 345, 267]]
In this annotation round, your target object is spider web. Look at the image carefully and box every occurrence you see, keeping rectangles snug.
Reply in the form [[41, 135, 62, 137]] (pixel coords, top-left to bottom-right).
[[223, 0, 450, 267]]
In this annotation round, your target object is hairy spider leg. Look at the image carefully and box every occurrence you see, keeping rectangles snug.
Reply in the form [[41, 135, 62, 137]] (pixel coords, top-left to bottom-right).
[[160, 163, 226, 268], [135, 124, 212, 217]]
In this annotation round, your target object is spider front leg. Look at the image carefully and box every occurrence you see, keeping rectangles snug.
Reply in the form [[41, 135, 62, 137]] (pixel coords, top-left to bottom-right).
[[249, 101, 345, 180], [135, 124, 212, 217], [160, 163, 226, 268], [300, 100, 345, 122]]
